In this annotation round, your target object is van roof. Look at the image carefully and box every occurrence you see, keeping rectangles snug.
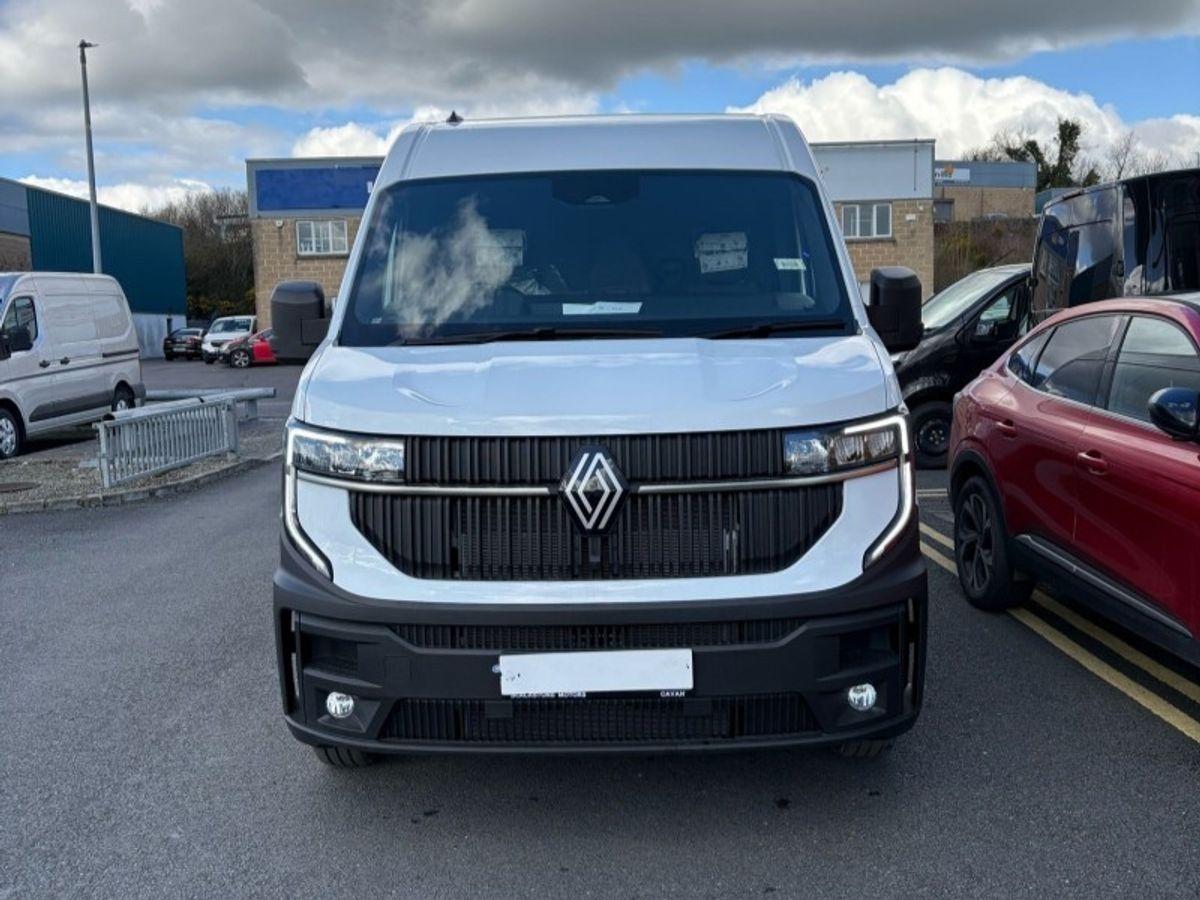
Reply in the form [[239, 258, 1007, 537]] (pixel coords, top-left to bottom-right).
[[374, 114, 821, 190]]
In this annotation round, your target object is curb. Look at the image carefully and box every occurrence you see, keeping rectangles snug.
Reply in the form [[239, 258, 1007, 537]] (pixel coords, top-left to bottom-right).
[[0, 450, 284, 516]]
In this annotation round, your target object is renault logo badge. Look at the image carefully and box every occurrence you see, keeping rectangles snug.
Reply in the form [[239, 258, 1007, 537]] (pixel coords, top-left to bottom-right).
[[561, 447, 627, 533]]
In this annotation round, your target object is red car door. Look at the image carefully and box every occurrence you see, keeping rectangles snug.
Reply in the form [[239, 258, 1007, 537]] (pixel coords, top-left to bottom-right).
[[1072, 313, 1200, 635], [988, 314, 1123, 547]]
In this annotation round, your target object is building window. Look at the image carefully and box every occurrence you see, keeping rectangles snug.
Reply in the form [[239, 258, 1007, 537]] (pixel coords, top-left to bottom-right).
[[933, 200, 954, 224], [840, 203, 892, 240], [296, 220, 349, 256]]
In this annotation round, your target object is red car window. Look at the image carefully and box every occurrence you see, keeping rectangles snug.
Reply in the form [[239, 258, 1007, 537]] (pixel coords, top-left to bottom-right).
[[1105, 316, 1200, 423], [1031, 315, 1122, 404]]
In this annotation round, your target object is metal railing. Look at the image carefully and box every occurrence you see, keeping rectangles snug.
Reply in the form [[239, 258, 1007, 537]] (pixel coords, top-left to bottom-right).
[[143, 387, 276, 421], [94, 396, 240, 489]]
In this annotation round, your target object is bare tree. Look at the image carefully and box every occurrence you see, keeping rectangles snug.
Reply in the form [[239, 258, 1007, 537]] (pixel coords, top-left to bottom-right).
[[144, 188, 254, 322], [1106, 131, 1138, 180]]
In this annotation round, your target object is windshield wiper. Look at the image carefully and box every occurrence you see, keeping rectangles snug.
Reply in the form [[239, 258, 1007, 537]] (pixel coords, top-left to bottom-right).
[[398, 326, 665, 346], [702, 319, 850, 340]]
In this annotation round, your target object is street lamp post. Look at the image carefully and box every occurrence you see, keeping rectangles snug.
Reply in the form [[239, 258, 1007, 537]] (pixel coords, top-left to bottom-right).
[[78, 39, 101, 274]]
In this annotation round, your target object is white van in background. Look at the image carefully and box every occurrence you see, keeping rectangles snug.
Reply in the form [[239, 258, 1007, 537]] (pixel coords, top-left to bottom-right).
[[0, 272, 144, 459]]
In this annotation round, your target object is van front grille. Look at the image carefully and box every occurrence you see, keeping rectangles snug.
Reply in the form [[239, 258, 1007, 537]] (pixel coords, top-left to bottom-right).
[[349, 484, 842, 581]]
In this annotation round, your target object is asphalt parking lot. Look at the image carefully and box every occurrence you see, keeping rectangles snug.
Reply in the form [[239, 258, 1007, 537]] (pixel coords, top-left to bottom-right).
[[2, 364, 1199, 898]]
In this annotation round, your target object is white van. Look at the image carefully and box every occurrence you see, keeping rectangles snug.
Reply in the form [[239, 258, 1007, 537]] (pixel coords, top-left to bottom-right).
[[0, 272, 143, 459], [201, 315, 257, 363], [273, 115, 927, 766]]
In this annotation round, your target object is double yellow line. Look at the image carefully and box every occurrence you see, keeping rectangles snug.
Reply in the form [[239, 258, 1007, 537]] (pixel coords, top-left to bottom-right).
[[918, 522, 1200, 745]]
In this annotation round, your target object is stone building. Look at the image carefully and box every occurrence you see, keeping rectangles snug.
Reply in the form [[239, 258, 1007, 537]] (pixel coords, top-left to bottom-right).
[[933, 160, 1037, 223], [812, 140, 936, 298]]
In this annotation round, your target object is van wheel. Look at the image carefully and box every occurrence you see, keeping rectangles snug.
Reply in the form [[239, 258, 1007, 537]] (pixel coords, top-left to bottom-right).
[[312, 746, 377, 768], [164, 351, 175, 361], [205, 358, 215, 365], [111, 385, 135, 413], [910, 401, 952, 469], [0, 408, 20, 459], [230, 348, 252, 368], [831, 739, 894, 759], [953, 475, 1033, 610]]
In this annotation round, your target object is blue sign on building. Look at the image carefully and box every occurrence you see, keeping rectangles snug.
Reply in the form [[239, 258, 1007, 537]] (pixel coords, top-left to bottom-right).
[[250, 161, 382, 216]]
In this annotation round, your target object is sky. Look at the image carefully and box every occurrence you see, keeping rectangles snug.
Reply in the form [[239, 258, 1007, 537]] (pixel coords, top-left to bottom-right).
[[1, 0, 1198, 212]]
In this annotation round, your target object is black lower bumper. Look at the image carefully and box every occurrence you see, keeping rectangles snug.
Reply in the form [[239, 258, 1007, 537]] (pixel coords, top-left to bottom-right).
[[273, 521, 927, 754]]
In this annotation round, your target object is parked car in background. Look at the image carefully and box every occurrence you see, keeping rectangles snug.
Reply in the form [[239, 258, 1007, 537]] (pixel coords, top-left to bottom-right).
[[222, 329, 277, 368], [1031, 168, 1200, 325], [201, 315, 256, 364], [894, 264, 1030, 467], [163, 327, 203, 360], [949, 295, 1200, 666], [0, 272, 143, 459]]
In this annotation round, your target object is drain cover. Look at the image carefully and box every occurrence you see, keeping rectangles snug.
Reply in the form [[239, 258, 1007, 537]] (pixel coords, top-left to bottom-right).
[[0, 481, 38, 494]]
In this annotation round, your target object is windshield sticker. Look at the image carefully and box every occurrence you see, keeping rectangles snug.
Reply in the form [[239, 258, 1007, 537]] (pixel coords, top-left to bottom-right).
[[562, 301, 643, 316], [774, 258, 807, 271], [695, 232, 747, 274]]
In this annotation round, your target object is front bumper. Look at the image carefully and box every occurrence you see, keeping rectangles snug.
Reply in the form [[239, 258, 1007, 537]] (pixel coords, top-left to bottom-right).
[[273, 521, 927, 754]]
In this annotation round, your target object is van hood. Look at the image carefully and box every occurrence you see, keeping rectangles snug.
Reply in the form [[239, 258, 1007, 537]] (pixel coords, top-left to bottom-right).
[[299, 336, 892, 436]]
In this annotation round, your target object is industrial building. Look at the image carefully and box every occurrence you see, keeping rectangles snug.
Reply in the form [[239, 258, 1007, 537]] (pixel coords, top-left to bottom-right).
[[247, 136, 939, 323], [933, 159, 1038, 222], [0, 177, 187, 356]]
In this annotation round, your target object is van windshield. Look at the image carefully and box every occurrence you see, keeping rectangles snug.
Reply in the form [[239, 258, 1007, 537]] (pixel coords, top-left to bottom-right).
[[340, 170, 854, 346], [921, 269, 1018, 331]]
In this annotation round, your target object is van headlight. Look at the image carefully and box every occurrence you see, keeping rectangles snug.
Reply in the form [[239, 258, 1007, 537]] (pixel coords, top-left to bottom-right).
[[288, 422, 405, 483], [784, 414, 914, 569], [783, 418, 900, 475], [282, 421, 407, 580]]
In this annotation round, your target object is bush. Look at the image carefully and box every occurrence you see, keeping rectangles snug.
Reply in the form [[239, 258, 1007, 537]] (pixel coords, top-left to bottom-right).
[[934, 219, 1038, 292]]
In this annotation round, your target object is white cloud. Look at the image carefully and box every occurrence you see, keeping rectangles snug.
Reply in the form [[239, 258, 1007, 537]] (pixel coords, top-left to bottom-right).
[[290, 98, 600, 158], [731, 67, 1200, 165], [19, 175, 213, 213]]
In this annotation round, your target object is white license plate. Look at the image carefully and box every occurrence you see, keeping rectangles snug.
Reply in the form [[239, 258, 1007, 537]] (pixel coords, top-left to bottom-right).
[[498, 649, 694, 697]]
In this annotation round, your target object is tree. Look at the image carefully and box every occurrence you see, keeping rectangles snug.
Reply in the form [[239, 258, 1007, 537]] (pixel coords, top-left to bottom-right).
[[1103, 131, 1176, 180], [143, 188, 254, 322], [970, 118, 1101, 191]]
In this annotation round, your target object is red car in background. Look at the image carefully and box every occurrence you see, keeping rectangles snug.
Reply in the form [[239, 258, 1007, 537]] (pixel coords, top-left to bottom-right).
[[222, 329, 277, 368], [949, 296, 1200, 665]]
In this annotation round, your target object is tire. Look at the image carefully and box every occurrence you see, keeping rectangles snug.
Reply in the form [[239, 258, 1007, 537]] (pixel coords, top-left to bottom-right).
[[312, 745, 377, 768], [832, 739, 894, 759], [205, 357, 215, 365], [910, 401, 953, 469], [953, 475, 1034, 611], [0, 407, 21, 460], [230, 348, 252, 369], [164, 351, 175, 361], [111, 385, 135, 413]]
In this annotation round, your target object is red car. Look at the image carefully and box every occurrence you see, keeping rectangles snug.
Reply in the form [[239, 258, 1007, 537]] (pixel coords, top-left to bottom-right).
[[224, 329, 277, 368], [949, 296, 1200, 665]]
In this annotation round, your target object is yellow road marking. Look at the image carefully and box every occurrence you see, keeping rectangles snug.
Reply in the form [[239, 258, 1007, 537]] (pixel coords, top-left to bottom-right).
[[1030, 593, 1200, 705], [920, 519, 1200, 705], [1009, 608, 1200, 744], [919, 540, 957, 574], [919, 537, 1200, 746], [919, 522, 954, 550]]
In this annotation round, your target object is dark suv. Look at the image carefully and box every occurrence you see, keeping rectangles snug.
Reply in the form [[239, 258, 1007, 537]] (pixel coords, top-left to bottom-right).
[[894, 264, 1030, 468]]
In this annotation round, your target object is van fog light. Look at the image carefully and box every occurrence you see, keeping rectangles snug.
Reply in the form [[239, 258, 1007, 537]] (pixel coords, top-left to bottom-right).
[[325, 692, 356, 719], [846, 683, 877, 712]]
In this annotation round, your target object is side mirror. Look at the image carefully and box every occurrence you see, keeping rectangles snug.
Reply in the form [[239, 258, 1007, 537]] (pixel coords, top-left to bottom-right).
[[6, 325, 32, 353], [1149, 387, 1200, 441], [866, 267, 923, 353]]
